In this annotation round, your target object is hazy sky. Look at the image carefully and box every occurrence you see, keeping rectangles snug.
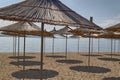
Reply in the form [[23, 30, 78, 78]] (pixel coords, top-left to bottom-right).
[[0, 0, 120, 29]]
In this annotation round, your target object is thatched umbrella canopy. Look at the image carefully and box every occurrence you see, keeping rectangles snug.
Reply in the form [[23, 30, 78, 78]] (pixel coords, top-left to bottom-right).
[[103, 24, 120, 52], [54, 26, 71, 35], [68, 17, 103, 37], [105, 23, 120, 32], [98, 31, 120, 39], [1, 31, 24, 36], [0, 22, 53, 37], [0, 0, 101, 80], [69, 28, 103, 36], [0, 0, 99, 29]]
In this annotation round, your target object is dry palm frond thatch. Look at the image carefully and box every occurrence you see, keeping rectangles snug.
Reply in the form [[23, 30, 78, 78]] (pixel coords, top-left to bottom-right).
[[0, 0, 100, 29]]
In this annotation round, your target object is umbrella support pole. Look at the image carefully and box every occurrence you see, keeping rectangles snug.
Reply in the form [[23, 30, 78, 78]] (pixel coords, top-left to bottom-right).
[[43, 37, 45, 54], [111, 39, 113, 58], [114, 39, 116, 54], [23, 34, 26, 70], [118, 40, 120, 54], [17, 36, 20, 67], [65, 35, 68, 59], [91, 37, 93, 54], [52, 37, 55, 56], [78, 38, 80, 54], [15, 36, 17, 56], [98, 38, 100, 54], [13, 36, 15, 56], [88, 33, 91, 67], [40, 23, 44, 80]]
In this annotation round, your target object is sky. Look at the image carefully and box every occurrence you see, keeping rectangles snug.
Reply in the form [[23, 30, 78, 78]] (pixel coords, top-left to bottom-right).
[[0, 0, 120, 30]]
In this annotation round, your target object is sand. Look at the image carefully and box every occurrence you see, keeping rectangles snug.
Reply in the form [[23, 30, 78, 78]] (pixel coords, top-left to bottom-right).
[[0, 52, 120, 80]]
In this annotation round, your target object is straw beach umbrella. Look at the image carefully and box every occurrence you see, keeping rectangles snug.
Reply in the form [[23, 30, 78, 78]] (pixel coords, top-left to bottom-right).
[[68, 28, 85, 55], [1, 31, 24, 36], [0, 0, 100, 79], [98, 32, 120, 39], [54, 26, 72, 59], [105, 23, 120, 32], [69, 17, 103, 66], [105, 23, 120, 55], [0, 0, 99, 28], [98, 31, 120, 58], [0, 22, 52, 71], [0, 22, 52, 36]]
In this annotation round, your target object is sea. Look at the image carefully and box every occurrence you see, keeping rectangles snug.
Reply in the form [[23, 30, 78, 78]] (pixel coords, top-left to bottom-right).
[[0, 36, 120, 53]]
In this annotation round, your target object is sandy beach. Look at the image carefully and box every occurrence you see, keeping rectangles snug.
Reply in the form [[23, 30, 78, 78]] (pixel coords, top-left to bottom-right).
[[0, 52, 120, 80]]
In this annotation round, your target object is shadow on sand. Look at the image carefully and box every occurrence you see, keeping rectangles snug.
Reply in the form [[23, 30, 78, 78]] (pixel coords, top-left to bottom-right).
[[10, 61, 43, 66], [56, 60, 83, 64], [12, 69, 59, 79], [104, 54, 120, 56], [81, 54, 102, 57], [46, 55, 66, 58], [8, 56, 36, 59], [103, 77, 120, 80], [70, 66, 111, 73], [98, 57, 120, 62]]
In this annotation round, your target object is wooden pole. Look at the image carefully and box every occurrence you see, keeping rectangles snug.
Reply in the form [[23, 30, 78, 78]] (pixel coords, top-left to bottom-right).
[[91, 37, 93, 54], [88, 33, 91, 66], [118, 40, 120, 53], [114, 39, 116, 54], [40, 23, 44, 80], [23, 32, 26, 80], [52, 37, 55, 56], [23, 33, 26, 70], [98, 38, 100, 54], [17, 36, 20, 65], [88, 16, 93, 66], [78, 37, 80, 54], [13, 36, 15, 56], [15, 36, 17, 56], [43, 37, 45, 54], [111, 39, 113, 58], [65, 34, 68, 59]]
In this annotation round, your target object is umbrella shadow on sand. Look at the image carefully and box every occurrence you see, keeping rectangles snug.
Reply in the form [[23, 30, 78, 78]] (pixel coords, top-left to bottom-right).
[[81, 54, 102, 57], [98, 57, 120, 62], [10, 61, 43, 66], [70, 66, 111, 73], [56, 60, 83, 64], [102, 77, 120, 80], [12, 69, 59, 79], [46, 55, 66, 58], [8, 56, 36, 59], [104, 54, 120, 56]]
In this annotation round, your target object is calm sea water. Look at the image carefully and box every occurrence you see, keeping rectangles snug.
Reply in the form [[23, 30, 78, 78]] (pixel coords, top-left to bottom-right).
[[0, 37, 120, 53]]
